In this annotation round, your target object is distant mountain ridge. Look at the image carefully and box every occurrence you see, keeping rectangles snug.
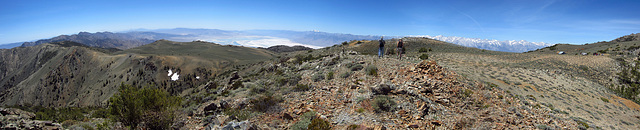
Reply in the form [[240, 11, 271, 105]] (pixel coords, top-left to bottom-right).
[[415, 35, 554, 52], [9, 28, 555, 52], [0, 42, 21, 49], [259, 45, 312, 53], [19, 32, 173, 49]]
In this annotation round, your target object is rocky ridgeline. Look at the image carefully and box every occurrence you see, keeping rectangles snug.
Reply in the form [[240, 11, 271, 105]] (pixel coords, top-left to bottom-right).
[[612, 33, 640, 43], [260, 45, 313, 53], [183, 53, 578, 129], [0, 108, 63, 129]]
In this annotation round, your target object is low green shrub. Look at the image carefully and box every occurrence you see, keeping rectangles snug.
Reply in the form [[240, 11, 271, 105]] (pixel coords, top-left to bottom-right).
[[365, 65, 377, 76], [313, 73, 325, 82], [326, 71, 334, 80], [96, 120, 112, 130], [419, 54, 429, 60], [293, 84, 310, 92], [308, 118, 331, 130], [33, 107, 85, 122], [350, 64, 364, 71], [91, 108, 109, 118], [291, 111, 316, 130], [418, 47, 429, 53], [461, 89, 473, 98], [340, 72, 351, 78], [231, 80, 244, 89], [536, 124, 550, 130], [347, 124, 360, 130], [250, 93, 282, 112], [223, 108, 253, 121], [372, 95, 396, 113], [108, 83, 181, 129]]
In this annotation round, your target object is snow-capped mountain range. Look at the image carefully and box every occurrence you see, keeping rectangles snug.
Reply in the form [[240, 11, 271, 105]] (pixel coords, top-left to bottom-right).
[[415, 35, 554, 52]]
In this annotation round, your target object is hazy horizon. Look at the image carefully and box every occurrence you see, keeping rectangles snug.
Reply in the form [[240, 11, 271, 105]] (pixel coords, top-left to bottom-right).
[[2, 0, 639, 44]]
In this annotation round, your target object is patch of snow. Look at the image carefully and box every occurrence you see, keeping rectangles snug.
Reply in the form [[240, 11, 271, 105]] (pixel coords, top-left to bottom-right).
[[408, 35, 553, 52], [171, 72, 179, 81], [168, 70, 173, 76]]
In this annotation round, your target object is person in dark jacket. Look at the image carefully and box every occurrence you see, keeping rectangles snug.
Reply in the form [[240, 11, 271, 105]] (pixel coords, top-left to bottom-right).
[[379, 36, 385, 58], [397, 39, 404, 59]]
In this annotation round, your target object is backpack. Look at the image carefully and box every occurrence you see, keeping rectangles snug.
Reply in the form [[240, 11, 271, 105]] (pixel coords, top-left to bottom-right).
[[379, 39, 385, 47]]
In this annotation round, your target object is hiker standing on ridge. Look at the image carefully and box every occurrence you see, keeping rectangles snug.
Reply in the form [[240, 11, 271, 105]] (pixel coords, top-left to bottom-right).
[[379, 36, 385, 58], [397, 39, 404, 59]]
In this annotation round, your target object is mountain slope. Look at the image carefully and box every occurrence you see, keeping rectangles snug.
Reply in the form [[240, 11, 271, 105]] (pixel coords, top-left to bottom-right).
[[612, 33, 640, 42], [528, 33, 640, 55], [19, 32, 170, 49], [119, 40, 277, 66], [0, 40, 277, 107]]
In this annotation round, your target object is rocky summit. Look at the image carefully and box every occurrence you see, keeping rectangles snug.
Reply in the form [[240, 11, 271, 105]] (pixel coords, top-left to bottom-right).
[[179, 52, 577, 129]]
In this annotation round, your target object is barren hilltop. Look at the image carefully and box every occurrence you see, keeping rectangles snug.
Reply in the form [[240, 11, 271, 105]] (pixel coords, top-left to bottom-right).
[[2, 34, 640, 129]]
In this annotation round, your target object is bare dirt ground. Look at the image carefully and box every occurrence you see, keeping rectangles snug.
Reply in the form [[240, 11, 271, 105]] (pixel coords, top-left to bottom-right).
[[431, 52, 640, 129]]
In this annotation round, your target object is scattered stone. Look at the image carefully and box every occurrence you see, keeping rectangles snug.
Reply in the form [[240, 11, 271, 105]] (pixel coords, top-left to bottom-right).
[[371, 84, 393, 95], [430, 120, 442, 126], [0, 108, 63, 129]]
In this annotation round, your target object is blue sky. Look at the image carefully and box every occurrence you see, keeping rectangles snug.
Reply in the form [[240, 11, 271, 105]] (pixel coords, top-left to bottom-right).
[[1, 0, 639, 44]]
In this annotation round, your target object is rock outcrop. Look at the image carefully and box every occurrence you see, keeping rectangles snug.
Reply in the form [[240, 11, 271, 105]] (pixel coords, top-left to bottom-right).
[[0, 108, 63, 129], [612, 33, 640, 42]]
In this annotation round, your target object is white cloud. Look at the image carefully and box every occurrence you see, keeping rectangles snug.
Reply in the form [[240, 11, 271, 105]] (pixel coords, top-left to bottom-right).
[[182, 35, 322, 49], [167, 70, 173, 76], [233, 37, 322, 49]]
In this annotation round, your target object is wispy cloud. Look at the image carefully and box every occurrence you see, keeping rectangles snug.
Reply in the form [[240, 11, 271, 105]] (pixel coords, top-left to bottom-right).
[[609, 19, 640, 25], [558, 19, 640, 32], [457, 11, 485, 33], [538, 0, 556, 12]]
